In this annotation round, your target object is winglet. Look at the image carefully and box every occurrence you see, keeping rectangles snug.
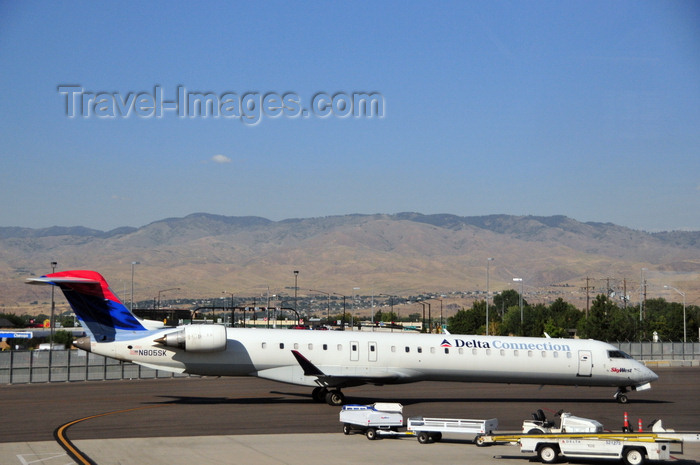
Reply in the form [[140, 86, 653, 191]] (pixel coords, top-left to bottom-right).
[[291, 350, 325, 376]]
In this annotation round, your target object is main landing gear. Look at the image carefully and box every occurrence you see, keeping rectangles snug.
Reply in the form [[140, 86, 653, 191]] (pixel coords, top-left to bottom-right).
[[614, 387, 629, 404], [312, 387, 345, 406]]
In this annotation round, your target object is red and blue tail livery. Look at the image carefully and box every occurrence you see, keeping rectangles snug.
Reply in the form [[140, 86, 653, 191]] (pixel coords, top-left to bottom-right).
[[27, 270, 147, 341]]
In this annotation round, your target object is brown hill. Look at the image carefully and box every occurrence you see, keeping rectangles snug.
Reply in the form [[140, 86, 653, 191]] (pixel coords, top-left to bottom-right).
[[2, 213, 698, 314]]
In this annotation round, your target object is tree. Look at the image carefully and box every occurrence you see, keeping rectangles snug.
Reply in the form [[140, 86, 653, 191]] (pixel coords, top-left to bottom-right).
[[493, 290, 527, 317], [374, 309, 398, 323], [577, 294, 636, 341], [53, 330, 74, 348], [448, 301, 486, 334]]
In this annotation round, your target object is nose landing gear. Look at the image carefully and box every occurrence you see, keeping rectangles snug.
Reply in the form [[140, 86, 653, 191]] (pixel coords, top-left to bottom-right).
[[614, 387, 629, 404]]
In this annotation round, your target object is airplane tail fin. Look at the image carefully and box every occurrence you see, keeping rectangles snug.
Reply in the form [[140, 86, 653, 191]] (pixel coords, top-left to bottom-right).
[[26, 270, 148, 341]]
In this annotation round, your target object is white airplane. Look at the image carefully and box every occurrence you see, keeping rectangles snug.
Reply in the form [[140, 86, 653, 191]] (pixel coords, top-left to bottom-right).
[[27, 270, 658, 405]]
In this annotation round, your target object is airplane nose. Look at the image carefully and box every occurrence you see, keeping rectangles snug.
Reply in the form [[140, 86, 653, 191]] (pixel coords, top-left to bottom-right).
[[647, 367, 659, 382], [641, 365, 658, 383]]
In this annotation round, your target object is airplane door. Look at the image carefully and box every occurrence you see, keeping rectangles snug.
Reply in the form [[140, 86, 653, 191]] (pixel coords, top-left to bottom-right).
[[577, 350, 592, 377], [350, 341, 359, 361], [368, 341, 377, 362]]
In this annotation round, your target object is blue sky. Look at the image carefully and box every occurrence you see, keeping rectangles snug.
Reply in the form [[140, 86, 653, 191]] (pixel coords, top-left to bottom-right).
[[1, 1, 698, 232]]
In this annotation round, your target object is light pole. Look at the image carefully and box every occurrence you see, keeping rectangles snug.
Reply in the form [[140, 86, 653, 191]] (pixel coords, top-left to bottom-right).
[[639, 268, 647, 341], [50, 261, 57, 349], [664, 285, 686, 343], [130, 261, 139, 311], [293, 270, 299, 315], [379, 294, 396, 331], [331, 292, 346, 330], [513, 278, 523, 336], [436, 297, 443, 332], [352, 287, 360, 330], [223, 291, 235, 326], [157, 288, 180, 309], [309, 289, 331, 326], [486, 257, 493, 336]]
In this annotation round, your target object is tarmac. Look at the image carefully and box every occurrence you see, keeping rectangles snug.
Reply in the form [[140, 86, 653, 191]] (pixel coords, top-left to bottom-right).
[[3, 433, 700, 465]]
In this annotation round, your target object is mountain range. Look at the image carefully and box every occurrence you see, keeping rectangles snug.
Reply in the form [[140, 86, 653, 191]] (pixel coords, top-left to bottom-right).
[[2, 213, 698, 314]]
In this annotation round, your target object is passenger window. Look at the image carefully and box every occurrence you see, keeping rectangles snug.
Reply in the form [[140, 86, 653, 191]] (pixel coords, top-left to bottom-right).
[[541, 351, 546, 358], [514, 350, 519, 356], [391, 346, 396, 353], [444, 348, 449, 354], [472, 349, 477, 355], [279, 343, 285, 349], [528, 350, 533, 357], [500, 349, 505, 356], [417, 347, 422, 353], [337, 344, 343, 351], [553, 352, 558, 358], [405, 346, 410, 353], [458, 348, 464, 355], [308, 344, 313, 350], [486, 349, 491, 355], [323, 344, 328, 351], [352, 344, 357, 352], [566, 352, 572, 359], [430, 347, 435, 354], [262, 342, 267, 349], [370, 345, 376, 352], [294, 343, 299, 350]]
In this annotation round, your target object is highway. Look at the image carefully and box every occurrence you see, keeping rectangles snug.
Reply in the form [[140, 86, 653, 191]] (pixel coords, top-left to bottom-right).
[[1, 366, 699, 464]]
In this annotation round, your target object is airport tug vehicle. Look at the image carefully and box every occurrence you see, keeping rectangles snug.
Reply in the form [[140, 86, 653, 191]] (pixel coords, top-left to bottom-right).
[[476, 411, 700, 465]]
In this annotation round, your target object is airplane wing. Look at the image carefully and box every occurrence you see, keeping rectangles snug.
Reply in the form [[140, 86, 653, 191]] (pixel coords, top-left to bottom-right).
[[290, 350, 408, 388]]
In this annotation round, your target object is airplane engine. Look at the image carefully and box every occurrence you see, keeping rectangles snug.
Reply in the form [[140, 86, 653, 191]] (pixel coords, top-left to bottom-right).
[[154, 325, 227, 352]]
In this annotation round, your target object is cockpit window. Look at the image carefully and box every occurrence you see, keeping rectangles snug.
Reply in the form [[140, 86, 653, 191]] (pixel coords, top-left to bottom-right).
[[608, 350, 632, 359]]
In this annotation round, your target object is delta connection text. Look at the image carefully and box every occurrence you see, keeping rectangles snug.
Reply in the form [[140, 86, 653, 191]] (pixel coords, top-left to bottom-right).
[[441, 338, 572, 352]]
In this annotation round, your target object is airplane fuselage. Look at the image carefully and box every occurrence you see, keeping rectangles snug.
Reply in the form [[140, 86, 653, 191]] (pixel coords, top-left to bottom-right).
[[83, 327, 655, 390]]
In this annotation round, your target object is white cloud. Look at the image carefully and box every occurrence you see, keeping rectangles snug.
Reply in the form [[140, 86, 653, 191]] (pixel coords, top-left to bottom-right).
[[212, 154, 232, 164]]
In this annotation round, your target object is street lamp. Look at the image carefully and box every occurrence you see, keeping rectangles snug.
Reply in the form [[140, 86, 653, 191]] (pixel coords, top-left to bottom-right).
[[50, 261, 57, 349], [379, 294, 397, 331], [309, 289, 331, 326], [513, 278, 523, 336], [157, 288, 180, 309], [223, 291, 235, 326], [331, 292, 347, 329], [664, 285, 686, 343], [352, 287, 360, 329], [293, 270, 299, 314], [130, 261, 139, 311], [486, 257, 494, 336]]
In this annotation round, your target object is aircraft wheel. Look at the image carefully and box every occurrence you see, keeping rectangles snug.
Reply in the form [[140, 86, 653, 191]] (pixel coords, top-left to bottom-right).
[[623, 448, 645, 465], [538, 444, 559, 464], [325, 390, 344, 406], [617, 394, 629, 404], [312, 387, 327, 403]]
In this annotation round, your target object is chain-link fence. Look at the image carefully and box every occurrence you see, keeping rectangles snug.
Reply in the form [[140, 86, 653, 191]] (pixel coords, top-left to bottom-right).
[[0, 349, 190, 384]]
